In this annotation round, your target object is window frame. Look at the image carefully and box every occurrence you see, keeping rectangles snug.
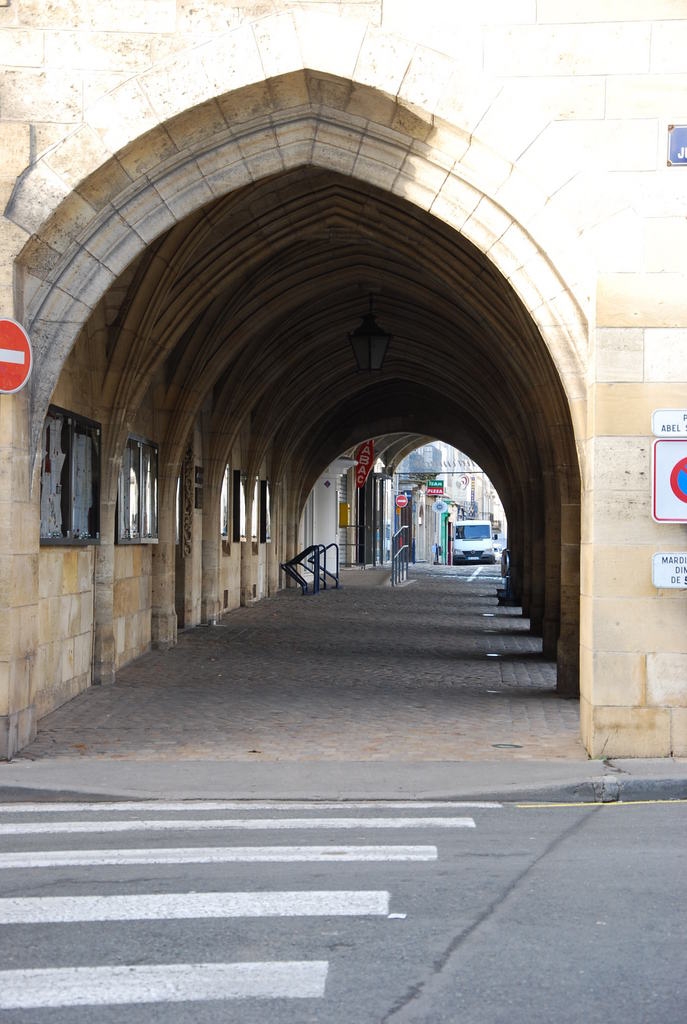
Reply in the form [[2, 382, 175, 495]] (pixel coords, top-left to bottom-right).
[[116, 434, 159, 544], [251, 477, 259, 542], [220, 464, 230, 539], [232, 469, 246, 543], [40, 405, 101, 546], [260, 479, 271, 543]]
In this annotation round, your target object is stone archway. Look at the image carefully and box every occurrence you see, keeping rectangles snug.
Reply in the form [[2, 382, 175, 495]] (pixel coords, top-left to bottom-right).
[[2, 30, 591, 757], [9, 65, 588, 466]]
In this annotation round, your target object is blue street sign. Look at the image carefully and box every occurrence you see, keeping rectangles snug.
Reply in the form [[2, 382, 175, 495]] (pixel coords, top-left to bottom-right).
[[667, 125, 687, 166]]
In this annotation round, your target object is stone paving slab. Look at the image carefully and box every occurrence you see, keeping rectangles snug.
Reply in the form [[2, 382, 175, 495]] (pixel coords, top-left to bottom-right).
[[13, 563, 587, 764]]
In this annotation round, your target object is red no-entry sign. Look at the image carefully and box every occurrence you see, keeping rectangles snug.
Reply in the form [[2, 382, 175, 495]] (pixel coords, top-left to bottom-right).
[[395, 494, 408, 508], [0, 319, 32, 393]]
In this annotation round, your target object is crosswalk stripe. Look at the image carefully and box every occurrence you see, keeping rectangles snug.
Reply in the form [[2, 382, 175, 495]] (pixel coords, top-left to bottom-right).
[[0, 800, 501, 813], [0, 890, 390, 923], [0, 816, 475, 835], [0, 844, 438, 869], [0, 961, 329, 1007]]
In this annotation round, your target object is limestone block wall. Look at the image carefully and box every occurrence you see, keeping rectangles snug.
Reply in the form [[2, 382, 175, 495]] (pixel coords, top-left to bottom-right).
[[113, 544, 153, 669], [36, 547, 94, 718], [219, 544, 242, 614], [581, 325, 687, 758], [32, 337, 101, 723], [577, 11, 687, 754], [0, 389, 37, 756]]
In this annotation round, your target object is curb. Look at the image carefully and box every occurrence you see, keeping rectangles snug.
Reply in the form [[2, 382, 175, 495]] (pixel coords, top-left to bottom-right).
[[475, 776, 687, 804], [1, 776, 686, 805], [0, 786, 133, 804]]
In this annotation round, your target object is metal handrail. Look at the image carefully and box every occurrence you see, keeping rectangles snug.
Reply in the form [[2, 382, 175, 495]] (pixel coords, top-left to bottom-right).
[[280, 545, 318, 594], [280, 543, 341, 594], [391, 525, 410, 586], [306, 543, 341, 591], [321, 542, 341, 589]]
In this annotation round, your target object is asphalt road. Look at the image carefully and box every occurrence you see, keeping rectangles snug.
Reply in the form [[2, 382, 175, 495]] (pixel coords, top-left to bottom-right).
[[0, 798, 685, 1023]]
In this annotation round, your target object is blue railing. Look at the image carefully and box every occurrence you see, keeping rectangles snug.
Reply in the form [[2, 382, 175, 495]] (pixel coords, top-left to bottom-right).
[[391, 526, 410, 586], [280, 543, 341, 594]]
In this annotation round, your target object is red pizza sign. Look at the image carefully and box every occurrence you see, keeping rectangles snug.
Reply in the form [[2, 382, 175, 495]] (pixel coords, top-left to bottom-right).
[[0, 319, 32, 393], [426, 478, 444, 496]]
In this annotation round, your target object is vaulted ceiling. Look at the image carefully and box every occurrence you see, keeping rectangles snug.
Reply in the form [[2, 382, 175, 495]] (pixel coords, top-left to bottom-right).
[[101, 164, 578, 519]]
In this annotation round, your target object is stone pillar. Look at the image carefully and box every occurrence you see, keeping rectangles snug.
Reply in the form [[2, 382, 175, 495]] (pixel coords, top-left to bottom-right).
[[527, 498, 546, 637], [151, 469, 178, 649], [518, 502, 532, 618], [92, 497, 116, 685], [0, 390, 38, 758], [505, 501, 524, 606], [173, 443, 202, 628], [0, 127, 34, 757], [240, 478, 257, 606], [542, 480, 561, 660], [201, 477, 222, 624], [266, 481, 281, 596], [240, 543, 257, 605], [556, 500, 580, 697], [279, 479, 302, 589]]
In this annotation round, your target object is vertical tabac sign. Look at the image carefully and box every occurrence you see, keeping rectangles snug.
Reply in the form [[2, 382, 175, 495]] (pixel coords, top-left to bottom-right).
[[0, 319, 33, 393], [355, 439, 374, 488]]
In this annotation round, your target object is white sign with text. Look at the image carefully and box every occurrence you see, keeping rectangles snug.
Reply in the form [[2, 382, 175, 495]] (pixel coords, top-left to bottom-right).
[[652, 409, 687, 437], [652, 552, 687, 588]]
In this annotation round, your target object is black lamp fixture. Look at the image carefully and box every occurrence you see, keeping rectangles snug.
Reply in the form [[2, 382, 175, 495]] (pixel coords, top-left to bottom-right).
[[348, 295, 392, 371]]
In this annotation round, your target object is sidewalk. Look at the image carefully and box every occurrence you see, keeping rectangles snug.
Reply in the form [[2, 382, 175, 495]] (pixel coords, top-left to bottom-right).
[[2, 564, 686, 803], [3, 756, 687, 804]]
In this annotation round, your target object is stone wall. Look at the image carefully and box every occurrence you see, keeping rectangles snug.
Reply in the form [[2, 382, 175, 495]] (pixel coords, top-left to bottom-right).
[[113, 545, 153, 670], [36, 547, 94, 718]]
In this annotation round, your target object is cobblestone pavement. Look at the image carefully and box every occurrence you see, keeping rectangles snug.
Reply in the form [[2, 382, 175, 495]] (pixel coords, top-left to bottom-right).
[[18, 564, 587, 763]]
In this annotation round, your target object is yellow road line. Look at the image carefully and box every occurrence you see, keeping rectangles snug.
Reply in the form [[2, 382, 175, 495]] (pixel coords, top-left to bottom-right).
[[517, 798, 687, 808]]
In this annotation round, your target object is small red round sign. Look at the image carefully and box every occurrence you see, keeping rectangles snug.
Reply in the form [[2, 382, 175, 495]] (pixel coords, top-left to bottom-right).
[[670, 456, 687, 504], [395, 494, 409, 508], [0, 319, 32, 394]]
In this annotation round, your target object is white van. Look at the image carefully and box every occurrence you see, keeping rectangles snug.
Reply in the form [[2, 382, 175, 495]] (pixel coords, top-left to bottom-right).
[[452, 520, 496, 565]]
